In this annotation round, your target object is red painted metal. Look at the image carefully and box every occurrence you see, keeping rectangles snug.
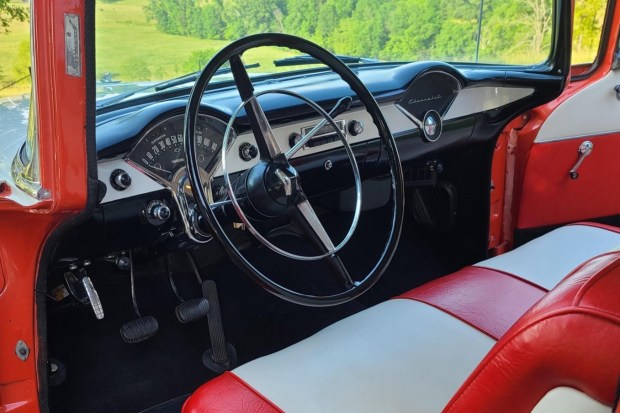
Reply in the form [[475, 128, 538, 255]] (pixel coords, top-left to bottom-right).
[[509, 0, 620, 232], [0, 1, 88, 412], [518, 133, 620, 228]]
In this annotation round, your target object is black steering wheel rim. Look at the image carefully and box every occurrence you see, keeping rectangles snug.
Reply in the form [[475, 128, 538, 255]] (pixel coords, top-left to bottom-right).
[[184, 33, 405, 306]]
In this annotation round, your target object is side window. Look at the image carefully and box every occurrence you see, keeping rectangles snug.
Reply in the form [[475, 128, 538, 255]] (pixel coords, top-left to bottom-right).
[[0, 1, 31, 145], [572, 0, 607, 66]]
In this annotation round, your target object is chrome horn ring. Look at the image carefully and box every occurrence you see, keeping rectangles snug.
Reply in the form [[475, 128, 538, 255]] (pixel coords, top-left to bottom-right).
[[220, 89, 362, 261]]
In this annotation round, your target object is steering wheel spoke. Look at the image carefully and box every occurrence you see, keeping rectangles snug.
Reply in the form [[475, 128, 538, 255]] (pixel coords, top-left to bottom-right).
[[290, 200, 356, 290], [294, 198, 336, 255], [229, 54, 282, 161]]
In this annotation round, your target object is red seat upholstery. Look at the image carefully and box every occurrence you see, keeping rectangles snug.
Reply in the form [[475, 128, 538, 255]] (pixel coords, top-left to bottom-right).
[[445, 251, 620, 412], [183, 225, 620, 412]]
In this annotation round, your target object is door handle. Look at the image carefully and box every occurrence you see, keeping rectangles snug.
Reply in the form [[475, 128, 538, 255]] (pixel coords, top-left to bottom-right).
[[569, 140, 593, 180], [615, 84, 620, 101]]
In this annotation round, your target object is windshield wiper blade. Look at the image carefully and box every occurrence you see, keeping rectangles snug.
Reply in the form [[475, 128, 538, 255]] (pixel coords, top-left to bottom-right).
[[273, 54, 379, 67], [154, 62, 260, 92], [96, 63, 260, 108]]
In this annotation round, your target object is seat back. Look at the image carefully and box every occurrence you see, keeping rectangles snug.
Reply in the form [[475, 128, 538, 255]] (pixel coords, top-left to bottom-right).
[[444, 251, 620, 412]]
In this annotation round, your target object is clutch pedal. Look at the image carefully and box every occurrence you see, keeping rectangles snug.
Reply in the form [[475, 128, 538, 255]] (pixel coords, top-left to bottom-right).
[[120, 316, 159, 344]]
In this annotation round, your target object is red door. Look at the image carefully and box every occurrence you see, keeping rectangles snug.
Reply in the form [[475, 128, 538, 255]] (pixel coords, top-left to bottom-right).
[[0, 1, 90, 411], [516, 1, 620, 232]]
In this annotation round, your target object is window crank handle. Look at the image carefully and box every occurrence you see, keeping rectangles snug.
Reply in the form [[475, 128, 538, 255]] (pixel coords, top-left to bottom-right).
[[569, 141, 593, 180]]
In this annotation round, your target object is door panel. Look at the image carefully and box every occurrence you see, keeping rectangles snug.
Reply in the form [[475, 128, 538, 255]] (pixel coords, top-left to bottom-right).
[[516, 0, 620, 231], [534, 70, 620, 143], [518, 131, 620, 228], [517, 50, 620, 229]]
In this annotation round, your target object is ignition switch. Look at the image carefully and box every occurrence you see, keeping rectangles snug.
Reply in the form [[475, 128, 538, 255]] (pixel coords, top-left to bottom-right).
[[145, 200, 171, 226]]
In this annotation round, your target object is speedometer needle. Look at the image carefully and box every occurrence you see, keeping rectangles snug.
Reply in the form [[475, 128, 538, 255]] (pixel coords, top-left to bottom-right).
[[151, 164, 172, 174]]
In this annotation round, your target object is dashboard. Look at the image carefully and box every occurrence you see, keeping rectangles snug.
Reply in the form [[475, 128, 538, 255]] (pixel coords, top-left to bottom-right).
[[56, 60, 562, 259]]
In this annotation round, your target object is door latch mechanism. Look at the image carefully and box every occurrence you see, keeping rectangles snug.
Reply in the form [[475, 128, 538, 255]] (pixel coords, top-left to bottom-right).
[[569, 140, 594, 180]]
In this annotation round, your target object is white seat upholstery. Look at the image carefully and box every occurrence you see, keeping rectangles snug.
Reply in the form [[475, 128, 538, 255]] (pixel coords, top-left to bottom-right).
[[235, 300, 495, 413], [183, 223, 620, 413], [475, 224, 620, 289]]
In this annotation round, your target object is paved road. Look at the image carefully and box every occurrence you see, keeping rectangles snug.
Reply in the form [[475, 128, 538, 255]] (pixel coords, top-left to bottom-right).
[[0, 97, 29, 144]]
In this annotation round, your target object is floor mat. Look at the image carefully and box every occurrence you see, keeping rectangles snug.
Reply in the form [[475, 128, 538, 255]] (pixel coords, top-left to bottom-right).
[[47, 209, 449, 413], [138, 394, 188, 413]]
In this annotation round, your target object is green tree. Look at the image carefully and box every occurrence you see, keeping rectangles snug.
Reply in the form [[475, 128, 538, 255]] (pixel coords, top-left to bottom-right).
[[144, 0, 199, 36], [283, 0, 322, 38], [314, 0, 355, 48], [573, 0, 606, 56], [222, 0, 286, 39], [182, 49, 218, 72], [383, 0, 443, 60], [330, 0, 388, 58], [201, 1, 225, 39], [0, 0, 27, 34], [120, 57, 152, 82]]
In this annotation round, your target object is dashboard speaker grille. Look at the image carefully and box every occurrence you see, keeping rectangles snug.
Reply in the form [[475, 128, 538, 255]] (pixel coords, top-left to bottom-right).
[[410, 182, 457, 231]]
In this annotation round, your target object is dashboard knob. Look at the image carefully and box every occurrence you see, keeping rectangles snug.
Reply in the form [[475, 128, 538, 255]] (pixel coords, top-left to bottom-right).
[[239, 142, 258, 161], [145, 200, 171, 225], [110, 169, 132, 190], [289, 133, 302, 148], [152, 204, 171, 220], [347, 120, 364, 136]]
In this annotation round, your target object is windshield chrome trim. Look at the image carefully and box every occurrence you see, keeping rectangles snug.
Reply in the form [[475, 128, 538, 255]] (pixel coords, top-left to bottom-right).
[[10, 7, 48, 201]]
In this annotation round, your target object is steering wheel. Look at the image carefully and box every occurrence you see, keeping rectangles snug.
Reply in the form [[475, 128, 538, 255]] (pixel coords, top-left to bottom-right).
[[184, 33, 404, 306]]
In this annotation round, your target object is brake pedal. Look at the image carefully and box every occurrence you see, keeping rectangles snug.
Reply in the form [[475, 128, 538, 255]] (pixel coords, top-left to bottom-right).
[[202, 280, 237, 373], [175, 298, 209, 324], [120, 251, 159, 344]]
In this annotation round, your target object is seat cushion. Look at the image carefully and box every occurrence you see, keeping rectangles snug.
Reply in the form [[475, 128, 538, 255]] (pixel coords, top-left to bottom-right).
[[186, 300, 496, 413], [475, 223, 620, 290], [444, 251, 620, 412], [396, 266, 546, 339], [183, 223, 620, 413]]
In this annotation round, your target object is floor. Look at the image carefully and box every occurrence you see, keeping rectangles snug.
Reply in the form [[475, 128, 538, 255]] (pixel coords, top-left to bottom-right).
[[47, 209, 449, 413]]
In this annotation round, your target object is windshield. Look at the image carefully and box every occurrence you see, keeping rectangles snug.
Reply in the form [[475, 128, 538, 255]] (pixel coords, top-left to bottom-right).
[[92, 0, 559, 104]]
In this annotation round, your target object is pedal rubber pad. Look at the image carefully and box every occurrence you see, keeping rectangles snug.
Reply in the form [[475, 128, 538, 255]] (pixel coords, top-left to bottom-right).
[[175, 297, 210, 324], [120, 316, 159, 344]]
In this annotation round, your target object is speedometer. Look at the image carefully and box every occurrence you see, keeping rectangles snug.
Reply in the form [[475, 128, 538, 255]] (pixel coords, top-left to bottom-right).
[[126, 113, 230, 182]]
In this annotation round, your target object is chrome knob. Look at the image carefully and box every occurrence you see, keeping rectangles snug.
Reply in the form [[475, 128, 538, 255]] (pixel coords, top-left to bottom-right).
[[239, 142, 258, 161], [289, 133, 302, 148], [347, 120, 364, 136], [151, 204, 171, 220], [145, 200, 171, 225], [110, 169, 132, 190]]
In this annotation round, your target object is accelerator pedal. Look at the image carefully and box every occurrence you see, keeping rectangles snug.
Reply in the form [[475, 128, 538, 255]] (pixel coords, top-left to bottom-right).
[[120, 316, 159, 344], [175, 297, 210, 324], [202, 280, 237, 373]]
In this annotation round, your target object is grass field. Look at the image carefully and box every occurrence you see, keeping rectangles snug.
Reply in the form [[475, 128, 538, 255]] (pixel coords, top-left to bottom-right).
[[0, 0, 602, 99], [95, 0, 296, 82], [0, 1, 31, 98], [1, 0, 298, 98]]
